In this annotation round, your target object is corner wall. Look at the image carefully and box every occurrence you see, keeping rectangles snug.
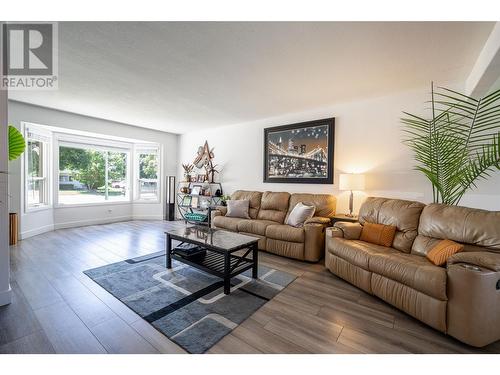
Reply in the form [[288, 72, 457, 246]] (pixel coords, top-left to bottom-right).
[[178, 86, 500, 214], [8, 101, 179, 239], [0, 23, 12, 305]]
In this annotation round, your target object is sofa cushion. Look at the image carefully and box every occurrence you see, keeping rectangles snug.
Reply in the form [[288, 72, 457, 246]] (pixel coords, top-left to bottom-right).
[[212, 216, 248, 232], [231, 190, 263, 219], [358, 197, 425, 253], [226, 199, 251, 219], [412, 203, 500, 255], [257, 191, 290, 223], [327, 237, 398, 270], [360, 222, 397, 247], [285, 202, 315, 227], [286, 193, 336, 220], [426, 239, 463, 266], [266, 224, 304, 243], [237, 219, 278, 236], [369, 252, 447, 300]]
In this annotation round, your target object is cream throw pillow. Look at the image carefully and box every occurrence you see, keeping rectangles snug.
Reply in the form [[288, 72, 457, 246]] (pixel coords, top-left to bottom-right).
[[285, 202, 316, 227], [226, 199, 251, 219]]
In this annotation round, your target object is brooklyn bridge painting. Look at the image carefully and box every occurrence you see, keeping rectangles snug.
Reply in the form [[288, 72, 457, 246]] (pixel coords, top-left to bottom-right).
[[263, 118, 335, 184]]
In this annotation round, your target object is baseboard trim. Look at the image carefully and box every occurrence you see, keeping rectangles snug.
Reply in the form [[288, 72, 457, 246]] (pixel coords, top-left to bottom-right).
[[0, 286, 12, 306], [20, 216, 165, 239], [54, 215, 132, 230], [20, 224, 55, 240], [132, 214, 164, 220]]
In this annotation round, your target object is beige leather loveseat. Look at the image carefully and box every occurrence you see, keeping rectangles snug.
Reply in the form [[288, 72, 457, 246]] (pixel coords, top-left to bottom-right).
[[212, 190, 336, 262], [326, 197, 500, 347]]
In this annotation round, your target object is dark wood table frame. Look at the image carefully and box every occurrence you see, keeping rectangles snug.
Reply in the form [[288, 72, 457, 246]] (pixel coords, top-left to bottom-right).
[[165, 233, 259, 295]]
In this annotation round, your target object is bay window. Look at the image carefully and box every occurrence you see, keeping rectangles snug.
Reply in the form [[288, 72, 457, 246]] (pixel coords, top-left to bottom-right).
[[23, 122, 161, 209]]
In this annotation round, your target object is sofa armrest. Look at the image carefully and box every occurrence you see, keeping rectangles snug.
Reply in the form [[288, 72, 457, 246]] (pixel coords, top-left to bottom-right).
[[304, 223, 326, 262], [215, 206, 227, 216], [326, 227, 344, 238], [447, 251, 500, 272], [210, 206, 227, 224], [305, 216, 331, 225], [211, 206, 227, 217], [446, 251, 500, 347], [332, 221, 363, 240]]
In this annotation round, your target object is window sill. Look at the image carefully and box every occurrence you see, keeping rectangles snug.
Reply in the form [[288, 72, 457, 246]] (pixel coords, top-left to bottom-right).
[[25, 205, 52, 214], [54, 200, 132, 209], [133, 199, 161, 204]]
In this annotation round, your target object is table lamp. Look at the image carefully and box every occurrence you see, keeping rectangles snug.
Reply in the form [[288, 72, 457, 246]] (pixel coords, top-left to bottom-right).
[[339, 173, 365, 217]]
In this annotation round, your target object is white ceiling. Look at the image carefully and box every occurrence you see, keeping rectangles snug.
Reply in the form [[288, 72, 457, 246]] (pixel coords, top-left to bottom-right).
[[9, 22, 495, 134]]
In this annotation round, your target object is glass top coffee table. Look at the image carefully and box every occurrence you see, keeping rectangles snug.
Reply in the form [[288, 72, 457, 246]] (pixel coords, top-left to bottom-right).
[[165, 226, 260, 295]]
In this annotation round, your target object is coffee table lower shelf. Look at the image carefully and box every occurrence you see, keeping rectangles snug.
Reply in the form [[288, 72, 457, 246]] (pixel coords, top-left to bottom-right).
[[171, 251, 254, 279]]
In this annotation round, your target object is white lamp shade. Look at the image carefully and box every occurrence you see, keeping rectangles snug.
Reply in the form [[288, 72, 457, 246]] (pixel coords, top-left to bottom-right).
[[339, 174, 365, 191]]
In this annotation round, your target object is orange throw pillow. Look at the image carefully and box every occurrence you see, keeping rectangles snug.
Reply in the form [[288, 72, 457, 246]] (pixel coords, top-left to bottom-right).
[[426, 239, 464, 266], [360, 222, 397, 247]]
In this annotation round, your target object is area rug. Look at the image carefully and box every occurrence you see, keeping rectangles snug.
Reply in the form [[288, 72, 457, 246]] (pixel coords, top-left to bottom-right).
[[83, 251, 296, 353]]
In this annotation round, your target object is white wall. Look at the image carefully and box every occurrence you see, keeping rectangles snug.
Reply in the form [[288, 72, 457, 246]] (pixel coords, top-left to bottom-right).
[[178, 86, 500, 214], [8, 101, 179, 239], [0, 23, 12, 305], [466, 22, 500, 97]]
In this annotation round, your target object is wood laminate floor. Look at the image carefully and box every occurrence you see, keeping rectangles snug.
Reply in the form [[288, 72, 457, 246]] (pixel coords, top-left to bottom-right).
[[1, 220, 499, 354]]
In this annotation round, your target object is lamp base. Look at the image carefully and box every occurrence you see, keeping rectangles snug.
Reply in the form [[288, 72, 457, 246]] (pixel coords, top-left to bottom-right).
[[348, 190, 354, 217]]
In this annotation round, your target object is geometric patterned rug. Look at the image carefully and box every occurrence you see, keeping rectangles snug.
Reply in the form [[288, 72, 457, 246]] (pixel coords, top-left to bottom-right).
[[83, 251, 296, 353]]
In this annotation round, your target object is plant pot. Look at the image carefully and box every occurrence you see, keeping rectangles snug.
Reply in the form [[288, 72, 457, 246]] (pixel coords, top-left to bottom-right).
[[9, 213, 18, 246]]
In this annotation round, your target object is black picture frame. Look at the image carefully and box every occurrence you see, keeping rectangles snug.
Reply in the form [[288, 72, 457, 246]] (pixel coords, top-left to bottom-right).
[[263, 118, 335, 184], [191, 185, 202, 195]]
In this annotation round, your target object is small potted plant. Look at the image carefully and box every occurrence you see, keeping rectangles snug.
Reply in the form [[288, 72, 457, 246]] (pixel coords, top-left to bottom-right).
[[181, 163, 194, 182], [220, 194, 231, 206]]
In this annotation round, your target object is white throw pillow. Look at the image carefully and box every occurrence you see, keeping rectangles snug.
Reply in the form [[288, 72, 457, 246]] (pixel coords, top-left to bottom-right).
[[226, 199, 251, 219], [285, 202, 316, 227]]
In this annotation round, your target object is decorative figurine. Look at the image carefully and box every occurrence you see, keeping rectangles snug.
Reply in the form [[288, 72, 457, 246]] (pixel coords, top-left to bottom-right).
[[193, 141, 220, 183]]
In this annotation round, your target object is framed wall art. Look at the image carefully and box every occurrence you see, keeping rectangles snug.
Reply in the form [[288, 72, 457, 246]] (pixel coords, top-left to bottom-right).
[[263, 118, 335, 184]]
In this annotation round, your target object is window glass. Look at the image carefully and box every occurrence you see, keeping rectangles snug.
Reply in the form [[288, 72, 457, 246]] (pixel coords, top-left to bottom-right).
[[26, 138, 48, 208], [107, 151, 128, 202], [58, 145, 129, 205], [137, 151, 159, 200]]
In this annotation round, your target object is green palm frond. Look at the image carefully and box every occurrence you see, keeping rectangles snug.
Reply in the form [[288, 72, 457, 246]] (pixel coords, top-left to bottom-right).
[[8, 125, 26, 161], [402, 83, 500, 205]]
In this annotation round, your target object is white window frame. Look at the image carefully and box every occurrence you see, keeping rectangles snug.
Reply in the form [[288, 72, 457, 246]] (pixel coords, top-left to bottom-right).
[[134, 144, 161, 203], [54, 133, 133, 208], [24, 123, 52, 212]]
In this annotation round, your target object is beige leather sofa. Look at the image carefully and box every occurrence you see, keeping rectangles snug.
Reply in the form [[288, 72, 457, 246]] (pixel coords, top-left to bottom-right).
[[326, 197, 500, 347], [212, 190, 336, 262]]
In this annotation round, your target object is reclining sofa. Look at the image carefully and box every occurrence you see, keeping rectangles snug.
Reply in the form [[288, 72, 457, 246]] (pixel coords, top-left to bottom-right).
[[326, 197, 500, 347], [211, 190, 336, 262]]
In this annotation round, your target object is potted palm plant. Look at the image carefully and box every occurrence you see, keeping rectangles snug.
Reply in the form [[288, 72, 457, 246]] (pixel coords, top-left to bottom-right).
[[4, 125, 26, 245], [402, 83, 500, 205], [8, 125, 26, 161]]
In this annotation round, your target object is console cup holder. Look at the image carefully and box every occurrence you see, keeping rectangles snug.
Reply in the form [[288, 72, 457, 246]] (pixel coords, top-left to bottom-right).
[[461, 264, 481, 271]]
